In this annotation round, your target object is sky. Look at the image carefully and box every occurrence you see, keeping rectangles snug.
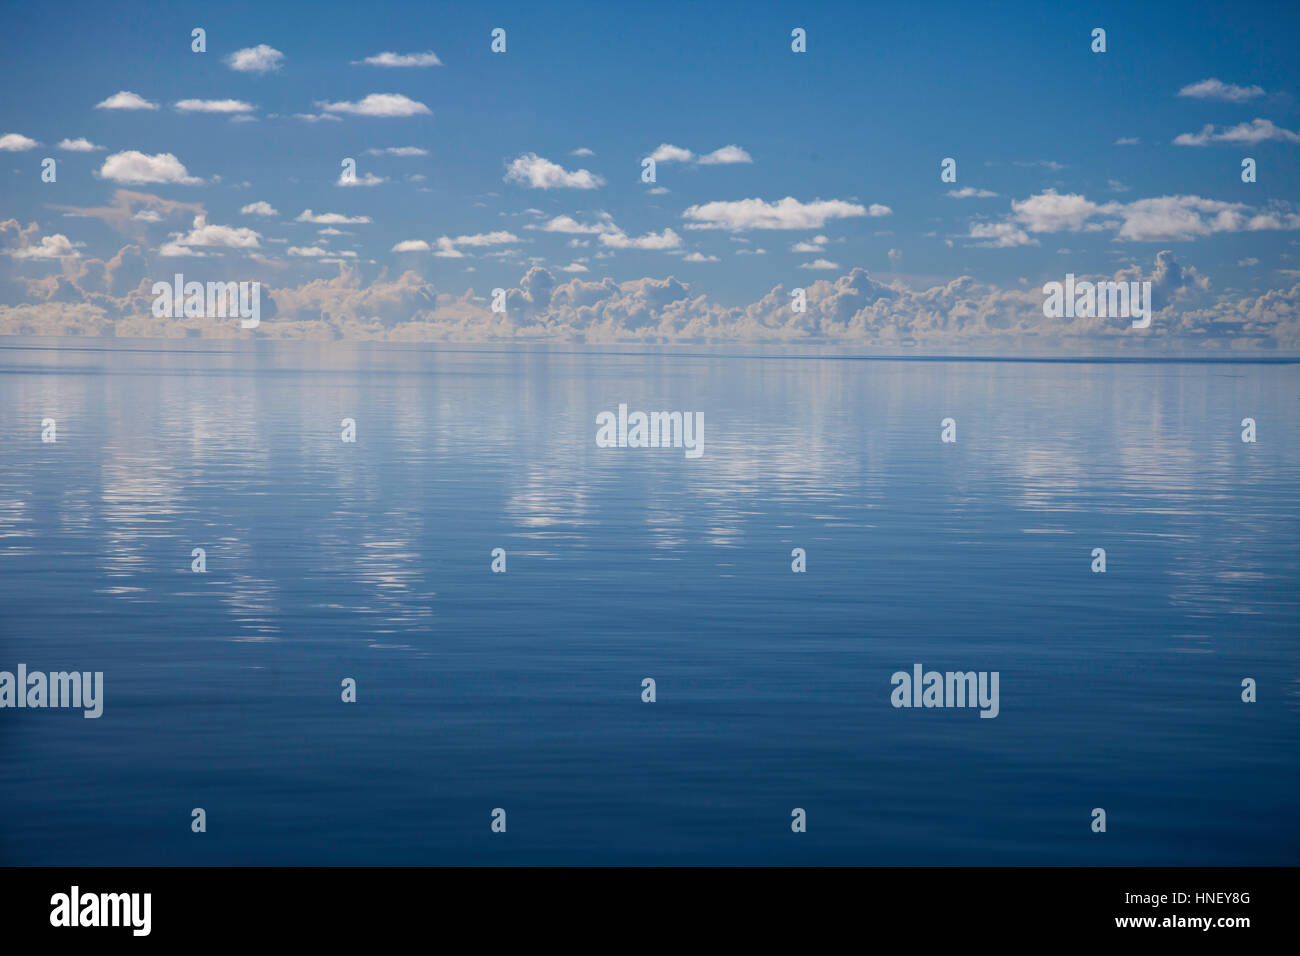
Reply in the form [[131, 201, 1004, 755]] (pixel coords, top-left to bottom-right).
[[2, 0, 1299, 351]]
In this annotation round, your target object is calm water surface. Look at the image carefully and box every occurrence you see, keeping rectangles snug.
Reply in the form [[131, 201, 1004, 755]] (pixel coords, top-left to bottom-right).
[[0, 342, 1296, 864]]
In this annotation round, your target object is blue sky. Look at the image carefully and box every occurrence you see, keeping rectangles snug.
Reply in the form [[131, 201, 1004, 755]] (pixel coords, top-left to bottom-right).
[[2, 0, 1299, 349]]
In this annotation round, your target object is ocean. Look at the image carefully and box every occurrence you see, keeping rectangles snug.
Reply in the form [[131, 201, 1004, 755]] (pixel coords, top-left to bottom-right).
[[1, 341, 1296, 865]]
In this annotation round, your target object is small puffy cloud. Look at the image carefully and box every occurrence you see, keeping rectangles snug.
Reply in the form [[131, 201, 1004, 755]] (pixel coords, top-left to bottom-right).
[[99, 151, 202, 185], [296, 209, 372, 224], [683, 251, 719, 262], [133, 210, 163, 222], [948, 187, 998, 198], [57, 138, 104, 151], [539, 213, 617, 234], [560, 263, 589, 272], [599, 228, 682, 250], [287, 246, 332, 257], [225, 44, 284, 74], [174, 99, 256, 114], [697, 144, 753, 165], [240, 201, 278, 216], [648, 143, 693, 163], [159, 214, 261, 256], [1177, 78, 1264, 103], [294, 112, 343, 123], [433, 237, 464, 258], [968, 222, 1037, 247], [0, 133, 39, 151], [504, 153, 604, 189], [1174, 118, 1299, 146], [1011, 190, 1102, 233], [392, 239, 430, 252], [448, 231, 520, 247], [571, 147, 594, 157], [95, 91, 157, 111], [799, 258, 840, 270], [353, 51, 442, 67], [319, 93, 431, 117], [8, 234, 80, 259], [337, 171, 387, 187], [682, 196, 871, 231], [790, 235, 829, 252], [365, 146, 428, 156]]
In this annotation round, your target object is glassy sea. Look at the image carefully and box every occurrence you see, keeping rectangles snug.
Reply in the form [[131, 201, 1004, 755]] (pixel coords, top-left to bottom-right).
[[0, 341, 1296, 866]]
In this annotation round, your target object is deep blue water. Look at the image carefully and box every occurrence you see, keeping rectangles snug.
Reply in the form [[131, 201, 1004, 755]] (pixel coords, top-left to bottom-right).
[[0, 342, 1296, 865]]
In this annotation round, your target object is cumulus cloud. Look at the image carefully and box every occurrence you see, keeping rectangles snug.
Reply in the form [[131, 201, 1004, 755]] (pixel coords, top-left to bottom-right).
[[158, 214, 261, 256], [697, 145, 753, 165], [1174, 118, 1300, 146], [539, 213, 618, 234], [571, 147, 594, 157], [337, 171, 387, 187], [94, 91, 157, 110], [319, 93, 431, 117], [599, 228, 682, 251], [681, 197, 876, 231], [353, 51, 442, 67], [7, 233, 80, 259], [240, 201, 278, 217], [98, 151, 202, 185], [968, 222, 1037, 248], [1177, 78, 1264, 102], [0, 133, 38, 151], [225, 44, 284, 73], [790, 235, 829, 253], [648, 143, 693, 163], [948, 187, 998, 198], [799, 258, 839, 270], [504, 153, 604, 189], [295, 210, 373, 224], [999, 188, 1300, 242], [57, 138, 104, 151], [174, 99, 256, 114], [392, 239, 430, 252]]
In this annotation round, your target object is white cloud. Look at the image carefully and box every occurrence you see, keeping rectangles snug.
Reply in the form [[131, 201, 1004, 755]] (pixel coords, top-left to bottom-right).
[[999, 188, 1300, 242], [319, 93, 431, 117], [365, 146, 428, 156], [560, 263, 589, 272], [8, 234, 80, 259], [448, 231, 520, 247], [790, 235, 829, 252], [133, 210, 163, 222], [337, 172, 388, 187], [599, 228, 682, 250], [287, 246, 330, 257], [353, 51, 442, 67], [392, 239, 430, 252], [293, 113, 343, 123], [0, 133, 39, 151], [1114, 137, 1139, 146], [295, 210, 373, 224], [504, 153, 604, 189], [571, 147, 594, 157], [1177, 78, 1264, 103], [948, 187, 998, 198], [1174, 118, 1299, 146], [174, 99, 256, 114], [225, 45, 284, 74], [94, 91, 157, 111], [240, 201, 278, 216], [540, 214, 617, 234], [697, 145, 753, 165], [682, 197, 873, 231], [683, 251, 720, 262], [648, 143, 693, 163], [159, 215, 261, 256], [433, 238, 464, 258], [99, 151, 202, 185], [799, 258, 840, 270], [57, 138, 104, 151], [967, 222, 1037, 247]]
